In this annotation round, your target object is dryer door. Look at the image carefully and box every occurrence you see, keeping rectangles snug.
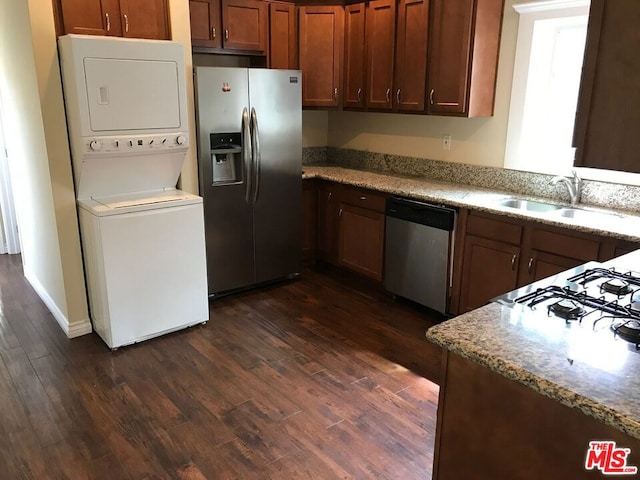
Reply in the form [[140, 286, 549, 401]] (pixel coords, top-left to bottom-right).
[[84, 58, 181, 132]]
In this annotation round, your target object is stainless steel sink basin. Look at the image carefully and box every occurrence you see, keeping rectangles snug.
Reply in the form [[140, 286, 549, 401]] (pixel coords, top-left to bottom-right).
[[554, 207, 623, 223], [498, 198, 562, 213]]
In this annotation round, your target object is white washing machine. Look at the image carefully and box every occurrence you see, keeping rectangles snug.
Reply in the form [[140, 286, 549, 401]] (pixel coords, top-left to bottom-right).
[[77, 190, 208, 349], [58, 35, 210, 348]]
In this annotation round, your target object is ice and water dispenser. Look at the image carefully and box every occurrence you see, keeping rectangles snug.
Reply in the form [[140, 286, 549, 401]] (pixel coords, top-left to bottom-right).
[[210, 132, 242, 184]]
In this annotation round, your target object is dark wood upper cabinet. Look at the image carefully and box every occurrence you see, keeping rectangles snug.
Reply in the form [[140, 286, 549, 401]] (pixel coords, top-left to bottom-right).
[[190, 0, 222, 48], [119, 0, 168, 40], [57, 0, 166, 39], [298, 6, 344, 107], [221, 0, 268, 53], [573, 0, 640, 173], [394, 0, 429, 112], [365, 0, 396, 110], [269, 2, 296, 69], [189, 0, 267, 54], [343, 3, 366, 109], [427, 0, 504, 117]]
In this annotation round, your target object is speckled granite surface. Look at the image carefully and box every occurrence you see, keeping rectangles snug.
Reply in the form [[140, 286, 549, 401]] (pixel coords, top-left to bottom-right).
[[302, 165, 640, 243], [305, 147, 640, 212], [426, 250, 640, 439]]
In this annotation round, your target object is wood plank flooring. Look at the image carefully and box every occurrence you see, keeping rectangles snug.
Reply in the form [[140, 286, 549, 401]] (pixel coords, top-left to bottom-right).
[[0, 255, 442, 479]]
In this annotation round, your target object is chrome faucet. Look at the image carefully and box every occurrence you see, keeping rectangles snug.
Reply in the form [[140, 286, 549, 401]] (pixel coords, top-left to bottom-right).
[[551, 170, 582, 205]]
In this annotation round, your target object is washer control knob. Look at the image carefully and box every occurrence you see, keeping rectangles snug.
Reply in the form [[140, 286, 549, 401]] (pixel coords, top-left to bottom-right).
[[89, 140, 102, 151], [176, 135, 187, 145]]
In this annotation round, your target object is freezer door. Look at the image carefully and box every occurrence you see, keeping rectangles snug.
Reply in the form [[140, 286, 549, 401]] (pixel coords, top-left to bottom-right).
[[194, 67, 255, 294], [249, 69, 302, 283]]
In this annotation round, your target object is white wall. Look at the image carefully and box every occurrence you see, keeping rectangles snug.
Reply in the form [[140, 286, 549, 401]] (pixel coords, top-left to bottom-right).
[[0, 0, 90, 336], [303, 0, 522, 168]]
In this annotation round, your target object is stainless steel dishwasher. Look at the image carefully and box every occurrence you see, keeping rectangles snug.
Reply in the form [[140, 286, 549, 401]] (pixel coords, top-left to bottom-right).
[[384, 197, 456, 314]]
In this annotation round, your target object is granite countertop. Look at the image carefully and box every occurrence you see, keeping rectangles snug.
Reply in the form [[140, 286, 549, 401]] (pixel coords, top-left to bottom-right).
[[426, 249, 640, 440], [303, 165, 640, 243]]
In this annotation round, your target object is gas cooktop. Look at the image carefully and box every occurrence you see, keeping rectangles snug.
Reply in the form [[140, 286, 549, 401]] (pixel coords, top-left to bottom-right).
[[494, 261, 640, 351]]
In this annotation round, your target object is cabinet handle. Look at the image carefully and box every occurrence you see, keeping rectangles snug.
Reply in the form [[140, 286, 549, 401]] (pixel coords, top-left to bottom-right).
[[105, 13, 111, 32], [339, 208, 343, 217], [528, 257, 534, 273], [334, 87, 338, 100], [386, 88, 391, 103], [396, 89, 401, 104], [429, 89, 435, 105], [357, 88, 362, 102], [123, 14, 129, 33], [225, 29, 229, 40], [328, 192, 332, 201], [359, 196, 367, 201], [212, 27, 216, 39], [511, 254, 517, 270]]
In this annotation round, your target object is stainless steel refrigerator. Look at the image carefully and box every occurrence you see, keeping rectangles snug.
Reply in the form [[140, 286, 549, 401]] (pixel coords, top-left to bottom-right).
[[194, 67, 302, 295]]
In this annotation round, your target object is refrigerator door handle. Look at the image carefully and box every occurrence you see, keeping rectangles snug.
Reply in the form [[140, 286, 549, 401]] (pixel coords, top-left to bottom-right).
[[250, 107, 261, 203], [242, 107, 252, 204]]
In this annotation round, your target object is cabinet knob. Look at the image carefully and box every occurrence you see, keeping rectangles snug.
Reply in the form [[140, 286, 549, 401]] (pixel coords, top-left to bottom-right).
[[212, 27, 216, 39], [359, 196, 367, 201], [105, 13, 111, 32], [225, 29, 229, 40], [396, 89, 401, 104], [123, 14, 129, 33], [386, 88, 391, 103], [429, 88, 435, 105], [334, 87, 338, 100], [511, 254, 517, 270]]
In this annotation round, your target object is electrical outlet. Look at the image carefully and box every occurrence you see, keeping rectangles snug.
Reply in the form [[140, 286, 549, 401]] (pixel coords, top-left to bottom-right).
[[442, 135, 452, 151]]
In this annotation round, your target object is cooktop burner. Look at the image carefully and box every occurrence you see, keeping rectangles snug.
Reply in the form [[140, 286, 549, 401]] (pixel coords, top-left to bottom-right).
[[548, 299, 584, 320], [611, 319, 640, 347], [601, 278, 633, 296]]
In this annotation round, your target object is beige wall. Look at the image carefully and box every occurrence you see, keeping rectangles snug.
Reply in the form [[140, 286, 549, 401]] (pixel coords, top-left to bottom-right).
[[0, 0, 89, 335], [302, 111, 329, 147], [315, 0, 521, 168]]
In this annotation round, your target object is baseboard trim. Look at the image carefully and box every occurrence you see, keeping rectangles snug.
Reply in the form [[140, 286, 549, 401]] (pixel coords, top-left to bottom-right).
[[23, 268, 92, 339]]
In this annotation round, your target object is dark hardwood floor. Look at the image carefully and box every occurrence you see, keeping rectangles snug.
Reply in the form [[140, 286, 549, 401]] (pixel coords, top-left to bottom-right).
[[0, 255, 443, 479]]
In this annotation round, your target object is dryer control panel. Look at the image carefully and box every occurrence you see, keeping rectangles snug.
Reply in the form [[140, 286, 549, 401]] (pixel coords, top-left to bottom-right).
[[83, 133, 189, 155]]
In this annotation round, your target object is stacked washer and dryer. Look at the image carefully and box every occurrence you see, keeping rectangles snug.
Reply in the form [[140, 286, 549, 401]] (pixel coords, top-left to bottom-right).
[[58, 34, 208, 349]]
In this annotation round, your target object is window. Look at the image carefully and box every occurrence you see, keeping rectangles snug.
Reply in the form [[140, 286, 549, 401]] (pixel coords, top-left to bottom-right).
[[504, 0, 589, 175]]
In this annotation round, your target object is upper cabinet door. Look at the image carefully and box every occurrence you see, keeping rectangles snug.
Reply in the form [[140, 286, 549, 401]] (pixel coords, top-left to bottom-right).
[[343, 3, 366, 109], [269, 2, 297, 69], [427, 0, 474, 115], [299, 6, 344, 107], [394, 0, 429, 112], [119, 0, 169, 40], [190, 0, 222, 48], [58, 0, 122, 36], [427, 0, 504, 117], [573, 0, 640, 173], [365, 0, 396, 110], [221, 0, 268, 53]]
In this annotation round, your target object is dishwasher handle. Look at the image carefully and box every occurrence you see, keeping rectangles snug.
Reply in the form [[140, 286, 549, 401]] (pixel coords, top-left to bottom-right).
[[386, 197, 456, 231]]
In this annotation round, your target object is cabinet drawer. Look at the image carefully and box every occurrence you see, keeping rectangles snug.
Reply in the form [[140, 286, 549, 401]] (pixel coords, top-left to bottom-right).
[[340, 187, 386, 212], [466, 213, 522, 245], [530, 228, 600, 262]]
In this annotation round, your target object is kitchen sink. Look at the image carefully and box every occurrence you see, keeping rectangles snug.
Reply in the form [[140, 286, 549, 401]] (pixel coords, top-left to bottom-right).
[[498, 198, 563, 213]]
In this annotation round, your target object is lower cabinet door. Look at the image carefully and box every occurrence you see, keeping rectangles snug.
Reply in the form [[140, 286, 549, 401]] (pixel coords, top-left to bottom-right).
[[458, 235, 520, 312], [338, 203, 385, 281]]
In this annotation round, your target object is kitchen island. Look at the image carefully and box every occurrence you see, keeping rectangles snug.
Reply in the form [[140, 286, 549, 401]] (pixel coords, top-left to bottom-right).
[[426, 249, 640, 479]]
